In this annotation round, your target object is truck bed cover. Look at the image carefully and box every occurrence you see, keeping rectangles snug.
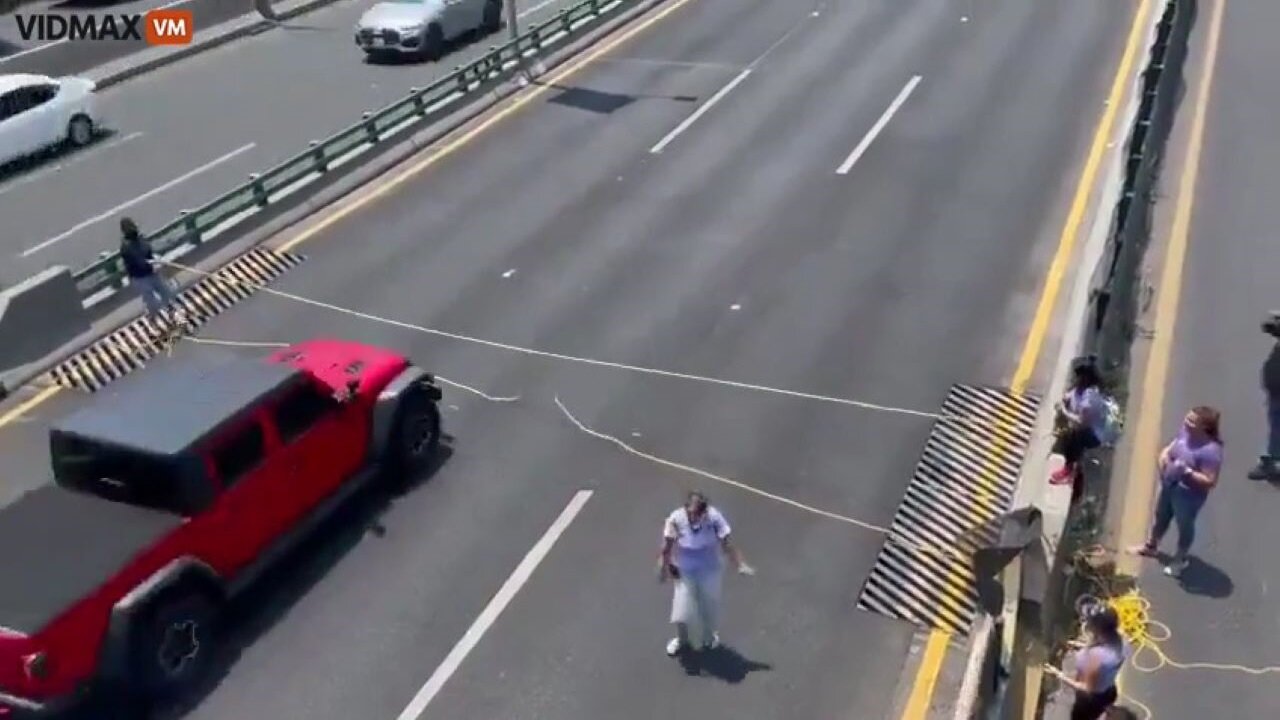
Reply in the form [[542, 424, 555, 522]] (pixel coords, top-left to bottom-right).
[[51, 353, 300, 457], [0, 484, 182, 636]]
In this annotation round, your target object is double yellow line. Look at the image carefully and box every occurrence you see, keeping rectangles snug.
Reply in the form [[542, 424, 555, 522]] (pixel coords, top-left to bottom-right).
[[897, 0, 1156, 715]]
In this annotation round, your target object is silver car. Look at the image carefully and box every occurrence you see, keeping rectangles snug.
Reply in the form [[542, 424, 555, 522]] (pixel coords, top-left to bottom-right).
[[355, 0, 504, 61]]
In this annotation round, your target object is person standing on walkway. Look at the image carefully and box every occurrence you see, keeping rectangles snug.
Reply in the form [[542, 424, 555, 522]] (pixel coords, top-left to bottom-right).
[[1247, 311, 1280, 480], [119, 217, 182, 327], [1132, 406, 1224, 577], [1048, 605, 1127, 720], [657, 491, 753, 657]]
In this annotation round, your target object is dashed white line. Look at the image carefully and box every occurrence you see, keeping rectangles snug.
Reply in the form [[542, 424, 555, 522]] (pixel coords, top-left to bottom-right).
[[0, 132, 144, 199], [394, 489, 594, 720], [835, 75, 922, 176], [649, 68, 752, 154], [21, 142, 256, 257], [519, 0, 563, 18]]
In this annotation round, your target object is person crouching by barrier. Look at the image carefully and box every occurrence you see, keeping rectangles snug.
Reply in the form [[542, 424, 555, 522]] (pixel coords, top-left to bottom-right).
[[657, 492, 753, 657], [1050, 357, 1108, 496]]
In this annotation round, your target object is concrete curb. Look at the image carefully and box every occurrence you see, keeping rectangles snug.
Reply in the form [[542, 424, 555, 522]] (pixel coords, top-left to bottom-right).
[[87, 0, 348, 90], [949, 2, 1176, 718], [0, 0, 662, 400]]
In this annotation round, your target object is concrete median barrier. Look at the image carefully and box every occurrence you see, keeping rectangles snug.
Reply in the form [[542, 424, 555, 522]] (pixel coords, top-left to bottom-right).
[[0, 266, 90, 393]]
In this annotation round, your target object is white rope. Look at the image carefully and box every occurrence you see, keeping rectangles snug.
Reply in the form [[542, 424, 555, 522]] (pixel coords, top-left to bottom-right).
[[180, 336, 520, 402], [160, 257, 986, 425], [553, 395, 969, 560]]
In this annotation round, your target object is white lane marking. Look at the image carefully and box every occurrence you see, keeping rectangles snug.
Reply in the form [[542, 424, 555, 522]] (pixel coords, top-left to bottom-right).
[[395, 489, 594, 720], [21, 142, 256, 257], [519, 0, 562, 18], [0, 0, 195, 65], [835, 75, 922, 175], [649, 68, 752, 154], [0, 131, 145, 199]]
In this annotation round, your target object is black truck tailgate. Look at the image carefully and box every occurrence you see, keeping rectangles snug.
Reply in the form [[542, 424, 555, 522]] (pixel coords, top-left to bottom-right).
[[0, 484, 182, 636]]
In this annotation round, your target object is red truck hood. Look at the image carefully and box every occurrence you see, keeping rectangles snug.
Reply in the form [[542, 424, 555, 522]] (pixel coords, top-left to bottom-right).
[[267, 339, 409, 396]]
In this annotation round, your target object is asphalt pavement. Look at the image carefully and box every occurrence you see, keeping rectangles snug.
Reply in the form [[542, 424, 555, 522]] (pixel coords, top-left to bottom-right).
[[0, 0, 252, 75], [0, 0, 574, 285], [0, 0, 1137, 718], [1119, 0, 1280, 717]]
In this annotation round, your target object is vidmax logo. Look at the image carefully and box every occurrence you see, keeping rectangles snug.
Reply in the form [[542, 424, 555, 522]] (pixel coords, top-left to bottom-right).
[[144, 9, 194, 45], [14, 9, 193, 46]]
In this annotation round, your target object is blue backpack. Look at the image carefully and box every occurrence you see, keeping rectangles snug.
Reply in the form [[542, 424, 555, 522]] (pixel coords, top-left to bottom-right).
[[1097, 393, 1124, 447]]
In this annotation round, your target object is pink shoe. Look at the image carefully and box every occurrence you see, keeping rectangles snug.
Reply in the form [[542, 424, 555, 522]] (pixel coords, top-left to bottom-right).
[[1128, 543, 1157, 557], [1048, 466, 1074, 485]]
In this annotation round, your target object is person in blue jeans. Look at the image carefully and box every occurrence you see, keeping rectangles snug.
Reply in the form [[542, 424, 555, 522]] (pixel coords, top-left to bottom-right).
[[1132, 406, 1224, 577], [1247, 312, 1280, 480], [119, 217, 183, 328]]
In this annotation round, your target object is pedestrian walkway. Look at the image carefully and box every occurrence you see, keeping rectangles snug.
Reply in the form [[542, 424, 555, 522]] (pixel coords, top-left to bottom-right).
[[1101, 0, 1280, 717]]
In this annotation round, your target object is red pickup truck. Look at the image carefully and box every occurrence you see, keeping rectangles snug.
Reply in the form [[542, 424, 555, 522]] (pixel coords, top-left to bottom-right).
[[0, 339, 443, 717]]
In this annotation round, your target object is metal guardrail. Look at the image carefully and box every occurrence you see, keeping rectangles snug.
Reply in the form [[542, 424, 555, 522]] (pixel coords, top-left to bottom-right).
[[1082, 0, 1189, 387], [73, 0, 631, 301]]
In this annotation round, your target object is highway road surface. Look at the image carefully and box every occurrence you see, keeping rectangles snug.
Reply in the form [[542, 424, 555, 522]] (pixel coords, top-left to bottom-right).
[[1, 0, 253, 76], [1115, 0, 1280, 718], [0, 0, 572, 285], [0, 0, 1138, 718]]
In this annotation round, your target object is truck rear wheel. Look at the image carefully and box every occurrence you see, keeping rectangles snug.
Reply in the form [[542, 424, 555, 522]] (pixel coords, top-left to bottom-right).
[[131, 589, 221, 701], [389, 385, 441, 479]]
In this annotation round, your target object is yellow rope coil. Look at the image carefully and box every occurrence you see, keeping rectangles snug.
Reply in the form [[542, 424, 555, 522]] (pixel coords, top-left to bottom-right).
[[1106, 589, 1280, 676]]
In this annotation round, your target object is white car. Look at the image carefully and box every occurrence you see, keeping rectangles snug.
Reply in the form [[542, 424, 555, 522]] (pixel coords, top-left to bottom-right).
[[355, 0, 504, 61], [0, 73, 99, 168]]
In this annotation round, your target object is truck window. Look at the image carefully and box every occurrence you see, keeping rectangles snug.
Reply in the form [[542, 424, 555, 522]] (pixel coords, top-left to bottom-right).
[[212, 421, 265, 487], [274, 383, 336, 443]]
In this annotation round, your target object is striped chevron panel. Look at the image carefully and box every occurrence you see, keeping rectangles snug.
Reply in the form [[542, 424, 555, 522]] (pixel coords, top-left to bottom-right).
[[856, 384, 1042, 635], [44, 247, 305, 393]]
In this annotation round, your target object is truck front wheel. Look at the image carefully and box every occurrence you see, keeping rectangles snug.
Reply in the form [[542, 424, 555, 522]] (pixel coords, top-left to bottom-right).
[[389, 385, 442, 479], [131, 590, 221, 701]]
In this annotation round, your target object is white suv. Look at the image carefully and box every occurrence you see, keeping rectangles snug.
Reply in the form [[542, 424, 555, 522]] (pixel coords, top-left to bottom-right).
[[0, 73, 100, 168]]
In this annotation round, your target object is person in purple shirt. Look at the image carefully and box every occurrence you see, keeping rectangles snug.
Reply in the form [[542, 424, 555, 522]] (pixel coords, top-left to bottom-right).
[[1050, 358, 1108, 493], [1046, 605, 1127, 719], [1131, 406, 1224, 577]]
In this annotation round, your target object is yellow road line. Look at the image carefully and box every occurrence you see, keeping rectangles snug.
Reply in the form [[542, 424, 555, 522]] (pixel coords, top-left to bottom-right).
[[898, 0, 1155, 715], [278, 0, 698, 254], [0, 385, 61, 430], [1115, 0, 1227, 578]]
